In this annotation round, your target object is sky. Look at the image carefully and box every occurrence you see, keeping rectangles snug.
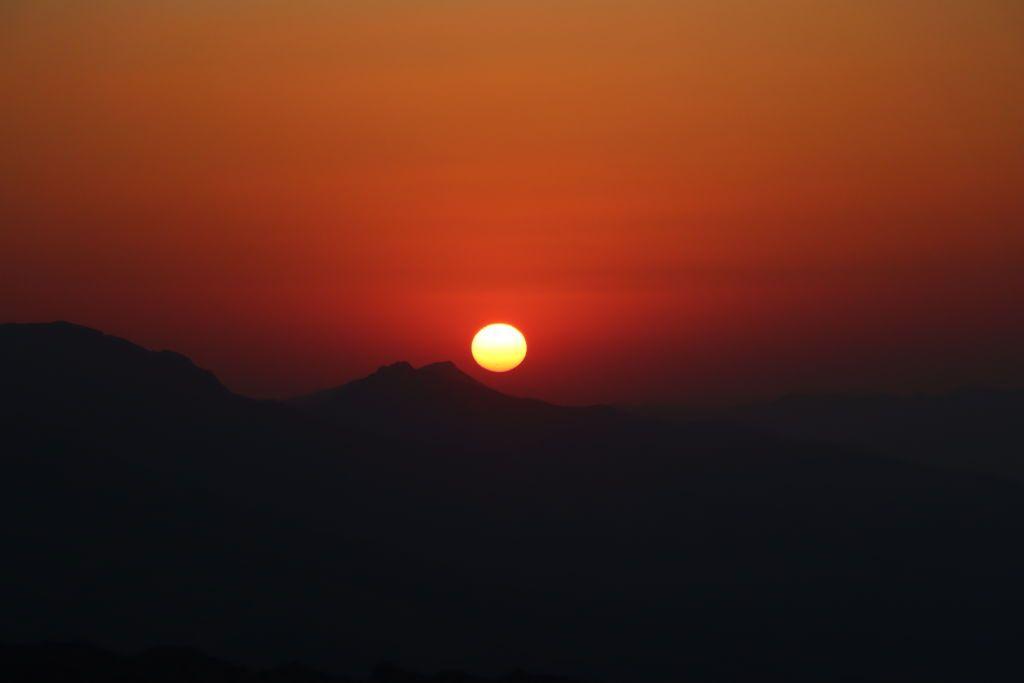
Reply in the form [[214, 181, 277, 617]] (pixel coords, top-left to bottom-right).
[[2, 0, 1023, 405]]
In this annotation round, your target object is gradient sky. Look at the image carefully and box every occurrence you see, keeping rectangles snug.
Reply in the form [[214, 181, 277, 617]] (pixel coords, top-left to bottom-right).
[[2, 0, 1023, 405]]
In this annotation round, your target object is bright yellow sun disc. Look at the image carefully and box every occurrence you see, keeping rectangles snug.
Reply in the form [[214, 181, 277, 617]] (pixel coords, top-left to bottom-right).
[[471, 323, 527, 372]]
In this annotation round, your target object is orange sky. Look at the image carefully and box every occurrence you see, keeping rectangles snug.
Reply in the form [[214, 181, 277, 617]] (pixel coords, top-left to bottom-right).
[[2, 0, 1023, 404]]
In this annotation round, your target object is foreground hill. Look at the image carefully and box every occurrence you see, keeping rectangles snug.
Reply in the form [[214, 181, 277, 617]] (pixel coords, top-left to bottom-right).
[[3, 322, 1024, 682], [0, 642, 587, 683]]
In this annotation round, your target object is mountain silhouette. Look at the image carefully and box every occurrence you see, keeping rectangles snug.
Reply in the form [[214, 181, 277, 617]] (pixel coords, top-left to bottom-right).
[[3, 322, 1024, 682], [724, 388, 1024, 481], [293, 360, 615, 444], [2, 321, 232, 409], [301, 359, 517, 408]]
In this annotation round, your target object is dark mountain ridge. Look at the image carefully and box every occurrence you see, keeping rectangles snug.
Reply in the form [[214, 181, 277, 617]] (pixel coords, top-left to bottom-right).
[[2, 321, 231, 408], [3, 322, 1024, 682], [292, 359, 617, 445], [722, 386, 1024, 481]]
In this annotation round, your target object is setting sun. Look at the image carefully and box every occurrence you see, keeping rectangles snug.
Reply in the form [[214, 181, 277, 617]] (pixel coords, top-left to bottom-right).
[[471, 323, 527, 373]]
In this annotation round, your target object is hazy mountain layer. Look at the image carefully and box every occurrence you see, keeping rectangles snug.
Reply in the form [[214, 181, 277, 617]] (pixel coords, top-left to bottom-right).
[[3, 322, 1024, 682]]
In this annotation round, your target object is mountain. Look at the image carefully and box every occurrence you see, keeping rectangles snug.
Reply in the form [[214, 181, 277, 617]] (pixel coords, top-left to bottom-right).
[[291, 360, 616, 444], [725, 388, 1024, 481], [1, 320, 232, 410], [4, 322, 1024, 682]]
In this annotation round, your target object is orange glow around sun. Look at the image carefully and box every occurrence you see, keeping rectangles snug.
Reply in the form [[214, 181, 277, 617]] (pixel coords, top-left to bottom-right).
[[2, 1, 1023, 403], [472, 324, 527, 372]]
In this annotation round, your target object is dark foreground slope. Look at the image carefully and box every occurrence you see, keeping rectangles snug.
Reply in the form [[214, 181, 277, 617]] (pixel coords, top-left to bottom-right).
[[3, 322, 1024, 682], [0, 642, 588, 683]]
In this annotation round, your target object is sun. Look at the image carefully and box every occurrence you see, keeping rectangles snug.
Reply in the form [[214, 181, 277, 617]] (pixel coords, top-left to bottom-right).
[[471, 323, 527, 372]]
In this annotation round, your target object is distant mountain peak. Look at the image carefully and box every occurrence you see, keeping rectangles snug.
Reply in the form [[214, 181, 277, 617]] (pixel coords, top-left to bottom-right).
[[293, 359, 524, 419], [418, 360, 477, 383], [361, 360, 475, 385], [375, 360, 415, 374], [421, 360, 458, 371]]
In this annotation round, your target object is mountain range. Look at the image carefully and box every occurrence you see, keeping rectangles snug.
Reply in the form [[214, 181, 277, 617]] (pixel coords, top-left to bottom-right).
[[3, 321, 1024, 682]]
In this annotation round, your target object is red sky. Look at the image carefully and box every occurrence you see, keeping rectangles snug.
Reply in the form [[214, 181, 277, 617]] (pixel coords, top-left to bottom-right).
[[2, 1, 1023, 405]]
